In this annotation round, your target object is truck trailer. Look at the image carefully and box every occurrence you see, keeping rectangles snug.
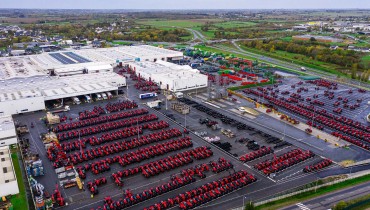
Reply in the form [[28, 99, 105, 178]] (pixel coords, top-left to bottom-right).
[[139, 92, 158, 99]]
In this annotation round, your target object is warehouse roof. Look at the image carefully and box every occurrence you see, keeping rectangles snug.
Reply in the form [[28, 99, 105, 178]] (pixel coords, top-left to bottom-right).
[[0, 45, 183, 80], [0, 115, 15, 133], [0, 73, 125, 101]]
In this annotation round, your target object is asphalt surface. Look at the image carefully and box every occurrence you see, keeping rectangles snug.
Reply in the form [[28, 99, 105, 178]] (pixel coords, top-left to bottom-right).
[[281, 181, 370, 210], [239, 78, 370, 153], [13, 69, 370, 210]]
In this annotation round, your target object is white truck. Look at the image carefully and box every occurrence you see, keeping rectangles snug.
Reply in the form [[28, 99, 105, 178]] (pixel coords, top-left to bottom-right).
[[72, 97, 81, 105], [300, 67, 306, 71], [174, 92, 184, 98]]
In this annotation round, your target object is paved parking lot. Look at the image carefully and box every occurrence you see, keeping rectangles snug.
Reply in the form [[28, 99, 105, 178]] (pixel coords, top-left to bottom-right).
[[237, 78, 370, 152], [15, 73, 370, 210]]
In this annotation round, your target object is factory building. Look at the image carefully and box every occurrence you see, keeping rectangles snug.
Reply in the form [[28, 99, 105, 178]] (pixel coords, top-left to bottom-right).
[[129, 61, 208, 92], [0, 45, 184, 116], [0, 146, 19, 197]]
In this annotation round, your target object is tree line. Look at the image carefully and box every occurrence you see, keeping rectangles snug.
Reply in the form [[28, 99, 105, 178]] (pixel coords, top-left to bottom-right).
[[242, 39, 365, 69]]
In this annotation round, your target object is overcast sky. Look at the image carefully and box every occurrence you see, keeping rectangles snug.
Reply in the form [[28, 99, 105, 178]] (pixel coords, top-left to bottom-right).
[[0, 0, 369, 9]]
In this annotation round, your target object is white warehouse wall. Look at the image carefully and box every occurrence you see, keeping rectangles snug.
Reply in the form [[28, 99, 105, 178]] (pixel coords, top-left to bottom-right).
[[0, 96, 46, 116], [0, 181, 19, 197]]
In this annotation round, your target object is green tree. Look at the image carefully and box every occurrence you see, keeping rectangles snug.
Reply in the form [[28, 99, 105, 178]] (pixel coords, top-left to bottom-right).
[[244, 201, 255, 210], [332, 201, 348, 210], [270, 45, 275, 53], [351, 63, 358, 79]]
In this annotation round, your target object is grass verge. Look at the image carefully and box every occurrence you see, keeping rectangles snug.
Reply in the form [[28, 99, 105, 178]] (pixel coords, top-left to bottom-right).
[[256, 174, 370, 210], [238, 45, 347, 77], [10, 151, 28, 210]]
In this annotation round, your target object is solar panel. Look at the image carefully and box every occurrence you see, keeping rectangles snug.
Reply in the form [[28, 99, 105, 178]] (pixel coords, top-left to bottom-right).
[[49, 53, 77, 64], [63, 52, 91, 63]]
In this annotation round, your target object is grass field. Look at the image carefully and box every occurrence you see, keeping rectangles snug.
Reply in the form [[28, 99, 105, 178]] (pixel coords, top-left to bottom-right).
[[137, 19, 220, 28], [10, 152, 28, 210], [213, 21, 257, 28], [361, 55, 370, 68]]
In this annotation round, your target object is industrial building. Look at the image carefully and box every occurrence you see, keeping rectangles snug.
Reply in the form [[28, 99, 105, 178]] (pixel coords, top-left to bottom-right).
[[0, 116, 17, 146], [0, 146, 19, 197], [0, 45, 184, 116], [129, 60, 208, 92]]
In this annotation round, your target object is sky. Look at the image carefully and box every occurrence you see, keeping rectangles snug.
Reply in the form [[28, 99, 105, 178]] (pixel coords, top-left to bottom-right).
[[0, 0, 369, 9]]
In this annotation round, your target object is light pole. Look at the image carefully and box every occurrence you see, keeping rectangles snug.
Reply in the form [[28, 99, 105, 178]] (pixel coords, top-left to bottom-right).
[[137, 118, 140, 140], [184, 113, 187, 129], [126, 84, 129, 99]]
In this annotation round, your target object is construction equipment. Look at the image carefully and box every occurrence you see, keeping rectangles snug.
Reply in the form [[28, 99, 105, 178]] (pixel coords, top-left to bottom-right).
[[16, 125, 29, 135], [41, 132, 58, 144], [221, 129, 235, 138], [171, 102, 190, 114], [46, 112, 60, 125]]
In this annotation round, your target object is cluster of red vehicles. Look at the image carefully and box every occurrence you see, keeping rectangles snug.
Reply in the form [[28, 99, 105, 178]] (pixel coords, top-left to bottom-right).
[[144, 170, 257, 210], [209, 157, 233, 173], [87, 177, 108, 195], [141, 150, 194, 178], [181, 164, 210, 179], [51, 185, 65, 207], [239, 147, 274, 162], [147, 121, 169, 130], [243, 87, 370, 151], [79, 106, 105, 120], [110, 146, 213, 187], [134, 79, 160, 92], [53, 108, 149, 133], [56, 114, 158, 141], [101, 175, 197, 210], [303, 159, 333, 173], [254, 149, 315, 175], [76, 137, 194, 178], [105, 100, 138, 113]]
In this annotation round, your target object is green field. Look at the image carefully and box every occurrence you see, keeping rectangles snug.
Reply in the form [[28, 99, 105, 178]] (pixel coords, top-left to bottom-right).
[[213, 21, 257, 28], [361, 55, 370, 68], [137, 19, 220, 28], [10, 152, 28, 210]]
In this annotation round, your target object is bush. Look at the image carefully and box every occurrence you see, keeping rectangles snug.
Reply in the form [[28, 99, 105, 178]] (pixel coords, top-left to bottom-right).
[[333, 201, 348, 210]]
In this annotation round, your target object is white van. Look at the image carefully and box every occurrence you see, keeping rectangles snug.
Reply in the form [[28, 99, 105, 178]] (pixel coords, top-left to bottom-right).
[[73, 97, 81, 105], [106, 92, 113, 99], [174, 92, 184, 98], [101, 93, 108, 100], [84, 95, 92, 103], [95, 93, 102, 101]]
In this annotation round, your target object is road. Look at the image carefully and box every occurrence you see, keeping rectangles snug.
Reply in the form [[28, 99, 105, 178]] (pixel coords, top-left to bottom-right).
[[281, 180, 370, 210]]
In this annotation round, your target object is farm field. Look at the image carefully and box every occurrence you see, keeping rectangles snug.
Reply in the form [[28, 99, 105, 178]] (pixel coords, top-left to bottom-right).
[[137, 19, 221, 28], [213, 21, 257, 28]]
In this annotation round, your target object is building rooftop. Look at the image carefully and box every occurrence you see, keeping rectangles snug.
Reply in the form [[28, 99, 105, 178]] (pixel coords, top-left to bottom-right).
[[0, 115, 15, 133], [0, 45, 183, 80], [0, 73, 125, 101]]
